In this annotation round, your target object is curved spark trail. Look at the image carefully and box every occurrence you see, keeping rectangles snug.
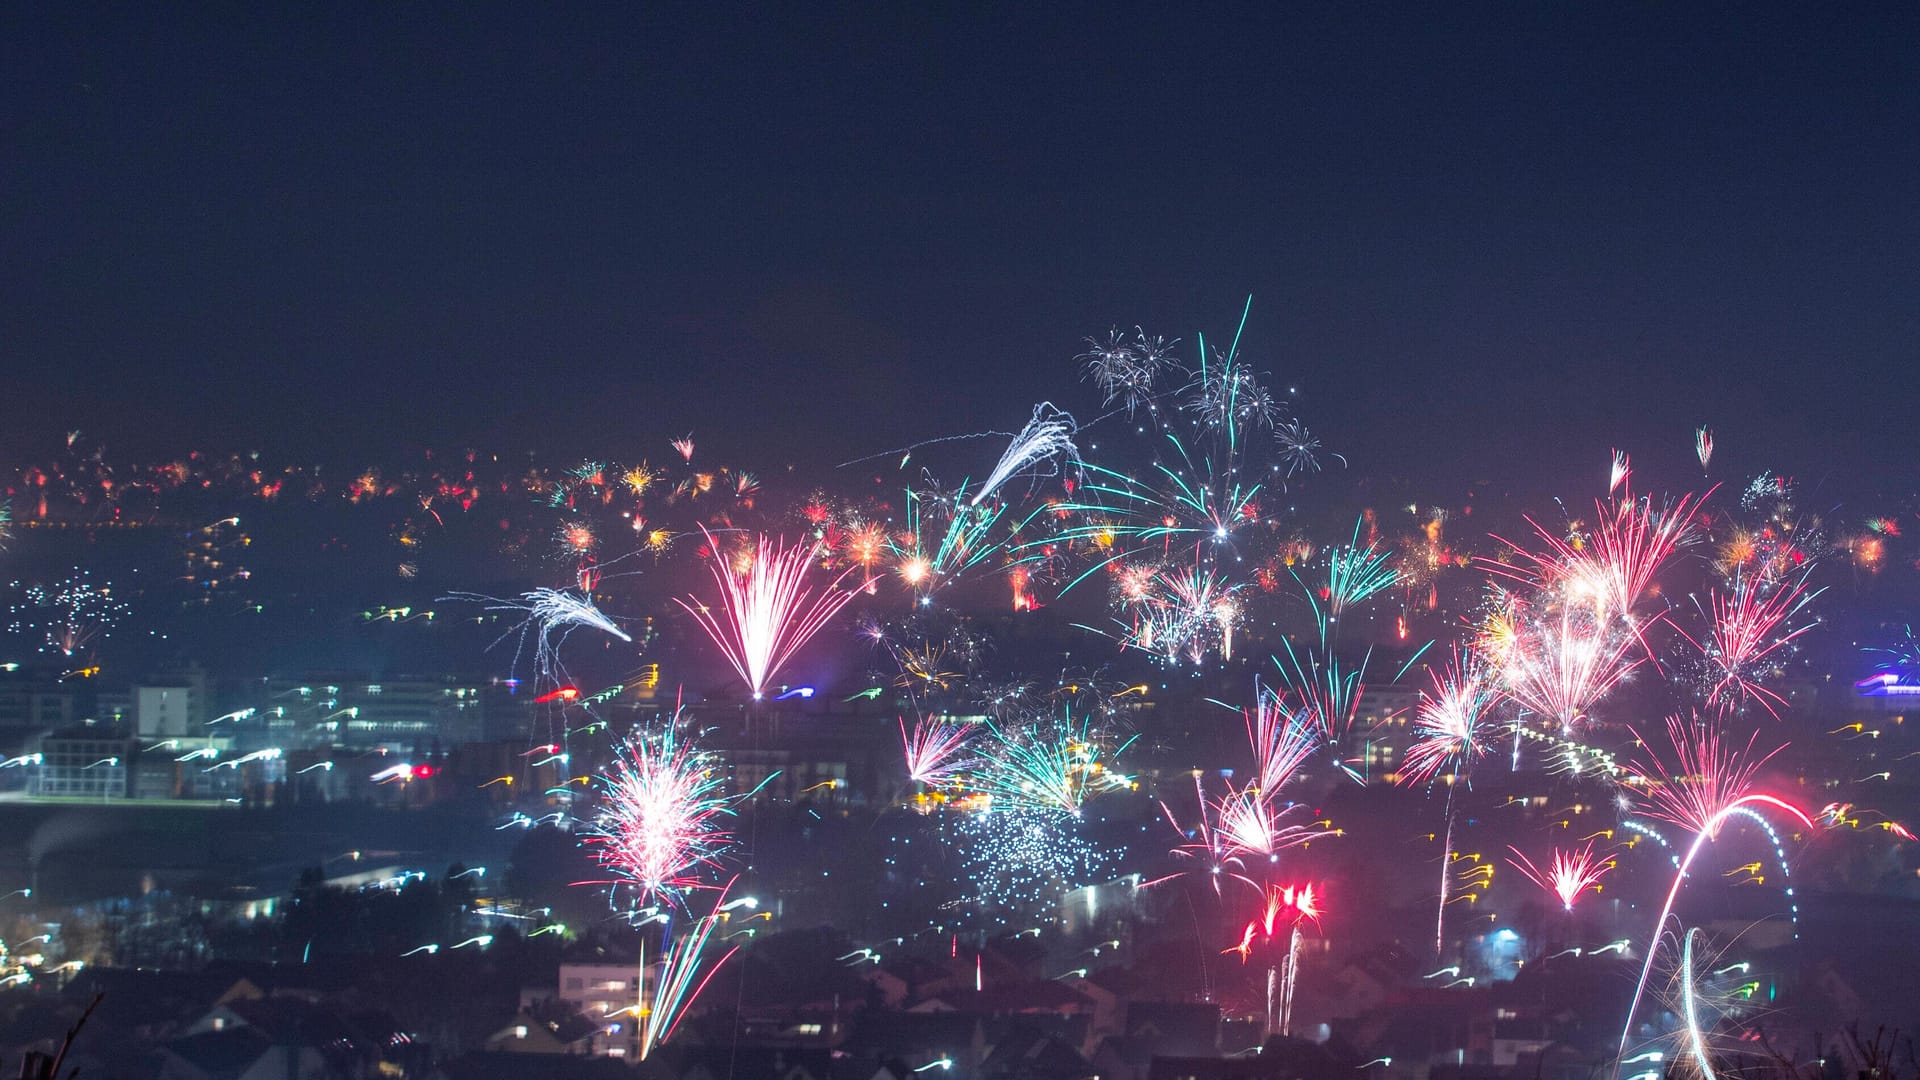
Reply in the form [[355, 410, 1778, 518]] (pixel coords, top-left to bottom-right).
[[1616, 793, 1813, 1069], [971, 402, 1080, 506]]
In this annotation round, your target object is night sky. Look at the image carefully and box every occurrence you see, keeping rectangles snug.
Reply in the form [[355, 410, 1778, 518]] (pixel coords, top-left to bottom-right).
[[5, 7, 1916, 494]]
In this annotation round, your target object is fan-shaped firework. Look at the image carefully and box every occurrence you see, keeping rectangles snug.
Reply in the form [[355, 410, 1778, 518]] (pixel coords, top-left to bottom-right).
[[1313, 520, 1400, 622], [971, 708, 1134, 816], [1506, 841, 1612, 911], [678, 529, 858, 699], [900, 715, 978, 787], [637, 882, 742, 1060]]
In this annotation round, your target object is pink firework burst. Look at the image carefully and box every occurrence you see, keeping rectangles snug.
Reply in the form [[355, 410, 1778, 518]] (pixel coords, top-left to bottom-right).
[[1506, 841, 1612, 911], [1492, 597, 1641, 734], [1399, 650, 1500, 786], [1486, 492, 1704, 657], [1630, 714, 1788, 836], [677, 529, 858, 699], [1246, 694, 1320, 793], [582, 720, 737, 904], [1681, 573, 1822, 718], [900, 715, 977, 787]]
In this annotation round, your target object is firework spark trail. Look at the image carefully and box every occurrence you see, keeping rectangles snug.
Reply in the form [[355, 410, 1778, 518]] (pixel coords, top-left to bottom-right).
[[1489, 599, 1641, 735], [638, 881, 742, 1060], [971, 402, 1081, 505], [1399, 652, 1500, 956], [1616, 718, 1812, 1068], [1681, 573, 1823, 717], [580, 718, 740, 906], [1581, 494, 1706, 623], [1678, 926, 1719, 1080], [1634, 715, 1786, 835], [1315, 518, 1400, 622], [446, 587, 629, 689], [1272, 636, 1365, 746], [1506, 841, 1612, 911], [1400, 651, 1499, 787], [1222, 882, 1321, 1039], [900, 715, 978, 787], [973, 709, 1134, 816], [1155, 562, 1242, 663], [1865, 625, 1920, 682], [1206, 785, 1317, 865], [891, 487, 1015, 593], [1610, 449, 1631, 495], [1246, 694, 1319, 793], [678, 528, 857, 699], [1152, 698, 1323, 893], [1042, 303, 1295, 562], [1696, 427, 1714, 472]]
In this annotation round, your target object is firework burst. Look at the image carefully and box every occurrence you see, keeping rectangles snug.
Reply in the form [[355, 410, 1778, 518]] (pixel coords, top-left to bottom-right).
[[972, 402, 1080, 505], [900, 715, 979, 787], [678, 529, 857, 699], [447, 587, 630, 689], [1399, 651, 1500, 787], [1681, 573, 1822, 717], [8, 571, 130, 658], [581, 720, 741, 907], [1079, 327, 1178, 416], [1506, 841, 1612, 911]]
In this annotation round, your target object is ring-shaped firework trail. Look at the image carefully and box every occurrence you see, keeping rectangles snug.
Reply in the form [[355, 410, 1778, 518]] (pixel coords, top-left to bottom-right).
[[1615, 716, 1812, 1070]]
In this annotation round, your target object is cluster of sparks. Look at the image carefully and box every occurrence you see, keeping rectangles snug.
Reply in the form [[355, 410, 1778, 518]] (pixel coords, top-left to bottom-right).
[[581, 717, 740, 908], [7, 571, 129, 658]]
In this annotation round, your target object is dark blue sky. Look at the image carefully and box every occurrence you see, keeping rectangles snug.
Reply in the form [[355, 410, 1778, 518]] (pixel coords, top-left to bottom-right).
[[5, 6, 1915, 493]]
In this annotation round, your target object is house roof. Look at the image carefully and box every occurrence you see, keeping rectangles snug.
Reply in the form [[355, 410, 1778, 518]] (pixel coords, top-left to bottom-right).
[[160, 1028, 273, 1080], [431, 1051, 634, 1080]]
